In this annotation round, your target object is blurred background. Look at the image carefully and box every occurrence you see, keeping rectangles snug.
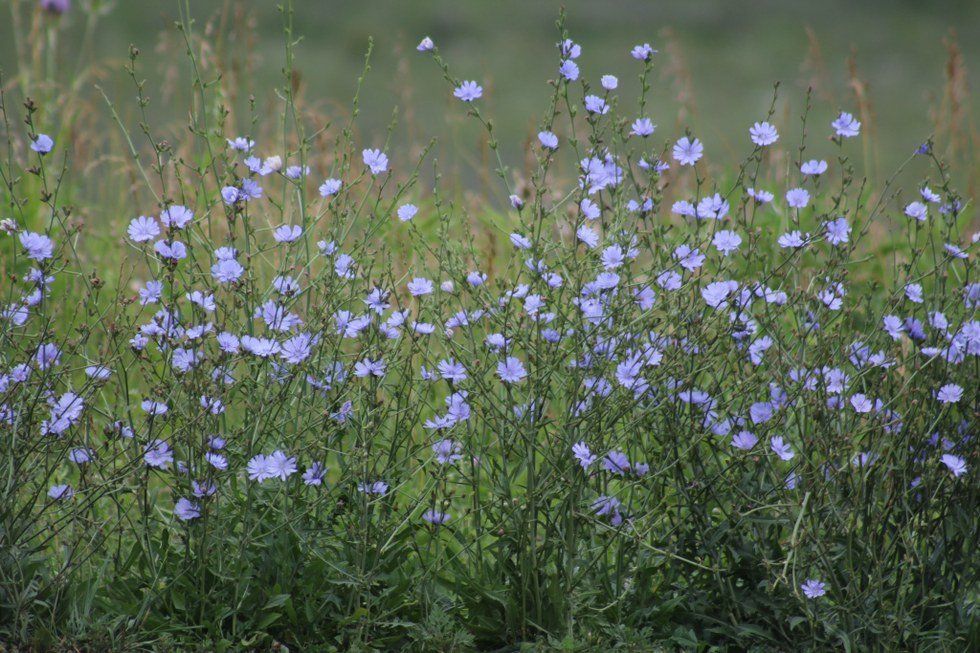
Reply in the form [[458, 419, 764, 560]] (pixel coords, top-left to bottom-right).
[[1, 0, 978, 191]]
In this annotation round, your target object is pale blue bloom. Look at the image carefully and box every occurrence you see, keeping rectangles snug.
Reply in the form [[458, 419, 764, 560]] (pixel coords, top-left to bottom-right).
[[362, 149, 389, 175], [454, 80, 483, 102]]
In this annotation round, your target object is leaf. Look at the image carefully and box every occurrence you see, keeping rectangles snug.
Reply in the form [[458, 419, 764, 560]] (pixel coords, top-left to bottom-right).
[[256, 611, 282, 630], [263, 593, 291, 610]]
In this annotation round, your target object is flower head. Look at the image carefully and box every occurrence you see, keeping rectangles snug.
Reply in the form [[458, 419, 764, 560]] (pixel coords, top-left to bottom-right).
[[423, 509, 450, 524], [174, 498, 200, 521], [454, 80, 483, 102], [630, 118, 656, 137], [497, 356, 527, 383], [538, 131, 559, 150], [30, 134, 54, 154], [824, 217, 851, 246], [672, 137, 703, 166], [936, 383, 962, 404], [408, 277, 434, 296], [319, 178, 343, 197], [48, 484, 73, 500], [273, 224, 302, 243], [941, 454, 967, 477], [786, 188, 810, 209], [832, 111, 861, 138], [160, 205, 193, 229], [362, 149, 389, 175], [631, 43, 657, 61], [144, 439, 173, 468], [749, 121, 779, 146], [800, 159, 827, 176], [432, 439, 462, 464], [303, 462, 327, 485], [712, 230, 742, 255], [558, 60, 579, 81], [398, 204, 418, 222], [227, 136, 254, 151], [572, 441, 596, 470], [128, 216, 160, 242], [801, 579, 826, 598], [770, 436, 795, 461], [19, 231, 54, 261], [584, 95, 609, 115]]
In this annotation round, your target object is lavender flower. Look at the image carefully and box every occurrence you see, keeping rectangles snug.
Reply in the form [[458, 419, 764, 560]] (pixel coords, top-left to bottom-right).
[[273, 224, 302, 243], [801, 159, 828, 175], [174, 498, 200, 521], [432, 439, 462, 464], [144, 440, 173, 468], [905, 283, 924, 304], [712, 230, 742, 255], [602, 450, 631, 475], [19, 232, 54, 261], [731, 430, 758, 451], [801, 579, 827, 598], [538, 131, 559, 150], [227, 136, 254, 151], [558, 60, 579, 81], [303, 462, 327, 485], [497, 356, 527, 383], [358, 480, 389, 495], [154, 240, 187, 261], [454, 81, 483, 102], [319, 178, 343, 197], [824, 218, 851, 246], [672, 137, 703, 166], [850, 393, 873, 413], [592, 495, 623, 525], [778, 231, 810, 249], [630, 43, 657, 61], [630, 118, 656, 137], [832, 111, 861, 138], [160, 205, 194, 229], [280, 333, 314, 364], [408, 277, 434, 296], [572, 441, 596, 470], [48, 484, 73, 500], [940, 454, 967, 477], [437, 358, 467, 382], [397, 204, 418, 222], [749, 121, 779, 146], [141, 400, 168, 416], [30, 134, 54, 154], [221, 186, 241, 204], [936, 384, 962, 404], [786, 188, 810, 209], [770, 436, 795, 461], [362, 149, 389, 175], [584, 95, 609, 115], [211, 258, 244, 283], [266, 450, 297, 480], [422, 509, 450, 524], [128, 216, 160, 242]]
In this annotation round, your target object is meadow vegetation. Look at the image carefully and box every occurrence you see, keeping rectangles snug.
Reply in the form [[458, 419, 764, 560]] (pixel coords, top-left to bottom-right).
[[0, 2, 977, 651]]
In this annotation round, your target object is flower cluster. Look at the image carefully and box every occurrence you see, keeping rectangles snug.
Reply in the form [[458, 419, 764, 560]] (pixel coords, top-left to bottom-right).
[[1, 18, 975, 651]]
